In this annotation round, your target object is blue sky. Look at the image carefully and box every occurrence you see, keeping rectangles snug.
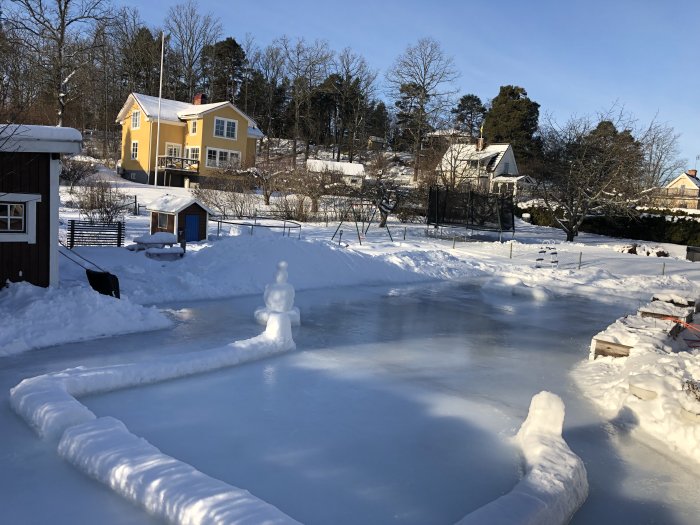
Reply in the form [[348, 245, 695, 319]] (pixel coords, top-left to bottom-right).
[[126, 0, 699, 166]]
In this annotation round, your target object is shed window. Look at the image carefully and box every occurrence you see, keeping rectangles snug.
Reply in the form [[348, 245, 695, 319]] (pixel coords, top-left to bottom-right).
[[132, 110, 141, 129], [0, 203, 25, 232], [158, 213, 169, 229], [0, 193, 41, 244]]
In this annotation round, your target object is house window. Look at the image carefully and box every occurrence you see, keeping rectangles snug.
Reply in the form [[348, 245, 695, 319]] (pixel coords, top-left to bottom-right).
[[158, 213, 169, 229], [188, 147, 200, 160], [165, 143, 181, 158], [214, 117, 237, 139], [206, 148, 240, 168], [131, 141, 138, 160], [0, 203, 24, 232], [0, 193, 41, 244], [504, 162, 510, 174], [190, 120, 197, 134], [132, 110, 140, 129]]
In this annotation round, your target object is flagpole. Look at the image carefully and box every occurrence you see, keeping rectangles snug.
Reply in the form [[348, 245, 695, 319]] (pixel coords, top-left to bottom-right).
[[154, 31, 165, 187]]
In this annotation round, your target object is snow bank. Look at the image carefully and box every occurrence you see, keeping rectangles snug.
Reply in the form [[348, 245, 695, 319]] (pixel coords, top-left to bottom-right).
[[573, 350, 700, 465], [0, 282, 171, 356], [10, 319, 295, 440], [59, 417, 299, 525], [11, 307, 299, 523], [458, 392, 587, 525]]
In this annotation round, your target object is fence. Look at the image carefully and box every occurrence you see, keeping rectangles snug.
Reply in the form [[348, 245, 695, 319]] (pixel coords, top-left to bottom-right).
[[68, 220, 124, 248], [214, 216, 302, 238], [427, 187, 515, 236]]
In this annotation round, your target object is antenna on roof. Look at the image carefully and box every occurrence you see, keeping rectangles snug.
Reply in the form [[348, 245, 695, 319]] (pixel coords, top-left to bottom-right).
[[153, 31, 165, 187]]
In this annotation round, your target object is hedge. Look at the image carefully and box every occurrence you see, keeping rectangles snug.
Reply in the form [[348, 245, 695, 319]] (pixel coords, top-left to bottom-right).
[[517, 207, 700, 246]]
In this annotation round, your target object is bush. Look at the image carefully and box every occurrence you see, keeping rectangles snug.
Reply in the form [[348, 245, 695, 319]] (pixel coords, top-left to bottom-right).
[[60, 157, 98, 194], [76, 180, 129, 223]]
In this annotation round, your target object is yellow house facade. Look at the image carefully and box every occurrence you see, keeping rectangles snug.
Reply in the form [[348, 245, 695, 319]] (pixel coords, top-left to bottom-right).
[[657, 170, 700, 210], [116, 93, 264, 186]]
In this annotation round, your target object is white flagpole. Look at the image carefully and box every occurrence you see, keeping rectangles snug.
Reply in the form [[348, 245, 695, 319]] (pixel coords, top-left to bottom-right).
[[154, 31, 165, 186]]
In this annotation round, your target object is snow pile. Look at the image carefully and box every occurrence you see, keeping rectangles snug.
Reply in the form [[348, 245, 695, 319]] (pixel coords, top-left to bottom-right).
[[573, 350, 700, 465], [589, 314, 681, 358], [615, 244, 669, 257], [458, 392, 588, 525], [11, 286, 299, 523], [0, 282, 171, 356], [58, 417, 300, 525]]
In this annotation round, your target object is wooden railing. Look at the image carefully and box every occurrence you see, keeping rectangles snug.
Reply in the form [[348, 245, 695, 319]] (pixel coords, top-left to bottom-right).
[[68, 220, 124, 248], [156, 156, 199, 172]]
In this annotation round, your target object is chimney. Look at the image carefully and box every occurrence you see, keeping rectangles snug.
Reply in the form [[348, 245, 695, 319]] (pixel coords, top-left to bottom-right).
[[193, 93, 208, 105], [688, 169, 698, 178], [476, 137, 485, 152]]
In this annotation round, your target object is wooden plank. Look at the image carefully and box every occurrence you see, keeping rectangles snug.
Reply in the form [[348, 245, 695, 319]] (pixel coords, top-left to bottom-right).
[[593, 338, 632, 358]]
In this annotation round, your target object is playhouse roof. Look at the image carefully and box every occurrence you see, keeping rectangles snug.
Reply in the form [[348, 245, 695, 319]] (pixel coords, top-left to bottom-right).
[[0, 125, 82, 154], [146, 194, 215, 215]]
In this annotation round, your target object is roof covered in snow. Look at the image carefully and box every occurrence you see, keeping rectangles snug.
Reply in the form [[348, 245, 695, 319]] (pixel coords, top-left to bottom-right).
[[116, 93, 264, 138], [0, 125, 82, 154], [306, 159, 365, 177], [438, 143, 515, 175], [146, 194, 214, 215], [665, 172, 700, 189]]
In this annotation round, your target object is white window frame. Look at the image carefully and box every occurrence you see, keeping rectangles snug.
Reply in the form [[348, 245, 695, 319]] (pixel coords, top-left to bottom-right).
[[185, 146, 200, 161], [190, 120, 198, 135], [213, 117, 237, 140], [157, 212, 170, 229], [165, 142, 182, 158], [205, 147, 240, 168], [131, 140, 138, 160], [131, 110, 141, 130], [0, 193, 41, 244]]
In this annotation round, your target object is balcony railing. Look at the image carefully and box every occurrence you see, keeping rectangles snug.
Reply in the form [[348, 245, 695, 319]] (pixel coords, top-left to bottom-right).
[[157, 155, 199, 173]]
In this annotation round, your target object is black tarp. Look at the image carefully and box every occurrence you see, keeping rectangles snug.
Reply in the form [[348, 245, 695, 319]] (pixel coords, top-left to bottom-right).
[[86, 269, 120, 299], [427, 187, 514, 232]]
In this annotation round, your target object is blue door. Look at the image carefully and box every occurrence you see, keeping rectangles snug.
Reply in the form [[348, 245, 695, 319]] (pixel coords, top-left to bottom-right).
[[184, 214, 200, 241]]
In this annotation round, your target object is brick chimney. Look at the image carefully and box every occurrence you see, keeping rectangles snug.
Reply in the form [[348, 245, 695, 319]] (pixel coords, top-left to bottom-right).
[[476, 137, 485, 152], [688, 169, 698, 178], [193, 93, 208, 105]]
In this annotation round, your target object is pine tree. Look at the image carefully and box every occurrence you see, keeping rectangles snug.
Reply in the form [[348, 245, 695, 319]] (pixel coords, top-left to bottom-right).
[[452, 94, 486, 139], [483, 85, 540, 170], [202, 37, 246, 103]]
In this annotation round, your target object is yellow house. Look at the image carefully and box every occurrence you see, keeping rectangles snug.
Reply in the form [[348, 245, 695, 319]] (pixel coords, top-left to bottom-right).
[[657, 170, 700, 209], [115, 93, 264, 186]]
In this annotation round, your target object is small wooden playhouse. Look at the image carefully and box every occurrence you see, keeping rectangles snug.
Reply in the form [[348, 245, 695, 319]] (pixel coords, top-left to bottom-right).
[[0, 125, 82, 287], [147, 195, 213, 242]]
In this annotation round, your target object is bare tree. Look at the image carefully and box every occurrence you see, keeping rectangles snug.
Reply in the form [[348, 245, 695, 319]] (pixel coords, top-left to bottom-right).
[[536, 111, 646, 241], [637, 117, 686, 188], [386, 37, 458, 182], [257, 42, 286, 159], [165, 0, 221, 101], [252, 157, 287, 205], [6, 0, 113, 126]]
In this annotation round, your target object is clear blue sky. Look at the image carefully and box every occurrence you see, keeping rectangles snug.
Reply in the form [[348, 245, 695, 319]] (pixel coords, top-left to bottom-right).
[[125, 0, 699, 167]]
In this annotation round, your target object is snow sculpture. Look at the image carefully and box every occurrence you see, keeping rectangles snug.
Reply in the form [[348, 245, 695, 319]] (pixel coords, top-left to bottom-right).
[[255, 261, 301, 326]]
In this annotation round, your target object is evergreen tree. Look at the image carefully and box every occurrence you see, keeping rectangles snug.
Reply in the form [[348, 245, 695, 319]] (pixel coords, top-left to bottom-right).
[[483, 85, 540, 170], [452, 94, 486, 139], [202, 37, 246, 103]]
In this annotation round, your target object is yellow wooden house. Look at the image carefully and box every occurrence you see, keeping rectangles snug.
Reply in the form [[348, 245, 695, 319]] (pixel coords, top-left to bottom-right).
[[116, 93, 264, 186]]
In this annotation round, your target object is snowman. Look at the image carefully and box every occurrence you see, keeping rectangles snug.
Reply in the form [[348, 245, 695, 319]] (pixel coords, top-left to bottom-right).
[[255, 261, 301, 326]]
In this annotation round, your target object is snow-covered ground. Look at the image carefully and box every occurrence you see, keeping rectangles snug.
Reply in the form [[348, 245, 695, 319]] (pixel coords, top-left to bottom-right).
[[3, 174, 700, 524]]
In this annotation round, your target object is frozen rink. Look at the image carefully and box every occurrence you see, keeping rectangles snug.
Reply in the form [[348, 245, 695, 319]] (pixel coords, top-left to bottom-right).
[[3, 281, 693, 523]]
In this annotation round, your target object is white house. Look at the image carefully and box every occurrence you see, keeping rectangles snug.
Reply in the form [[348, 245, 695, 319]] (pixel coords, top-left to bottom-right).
[[306, 159, 367, 188], [436, 142, 518, 192]]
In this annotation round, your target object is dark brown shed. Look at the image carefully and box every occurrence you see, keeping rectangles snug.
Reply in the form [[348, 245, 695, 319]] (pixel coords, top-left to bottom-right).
[[146, 195, 214, 242], [0, 125, 82, 287]]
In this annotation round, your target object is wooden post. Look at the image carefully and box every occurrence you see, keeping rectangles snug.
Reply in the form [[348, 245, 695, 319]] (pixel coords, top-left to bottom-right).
[[452, 235, 456, 249], [69, 220, 76, 249], [509, 243, 513, 259], [133, 195, 138, 215], [403, 227, 406, 241], [339, 230, 343, 245], [662, 262, 666, 276], [117, 222, 123, 247], [578, 251, 582, 270]]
